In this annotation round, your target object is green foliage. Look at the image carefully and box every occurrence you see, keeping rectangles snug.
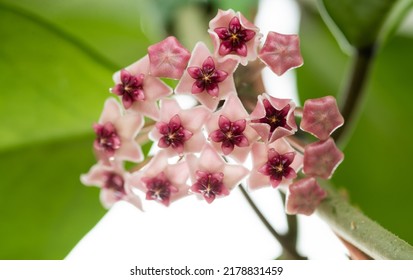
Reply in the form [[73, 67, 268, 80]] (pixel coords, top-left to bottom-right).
[[0, 136, 105, 259], [297, 9, 349, 102], [319, 0, 399, 50]]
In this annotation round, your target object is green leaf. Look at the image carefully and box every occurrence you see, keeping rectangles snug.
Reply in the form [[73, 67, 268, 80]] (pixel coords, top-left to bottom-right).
[[380, 0, 413, 43], [0, 5, 110, 152], [332, 35, 413, 245], [0, 136, 105, 259], [318, 0, 399, 50], [0, 0, 154, 66], [0, 1, 150, 258], [296, 9, 349, 102]]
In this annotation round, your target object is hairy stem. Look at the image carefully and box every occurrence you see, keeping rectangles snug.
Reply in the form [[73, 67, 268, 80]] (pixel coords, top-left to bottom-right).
[[333, 45, 376, 146], [238, 185, 306, 259], [317, 181, 413, 259]]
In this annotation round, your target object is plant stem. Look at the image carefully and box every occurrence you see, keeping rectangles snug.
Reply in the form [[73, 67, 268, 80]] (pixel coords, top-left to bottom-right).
[[317, 181, 413, 259], [280, 192, 299, 247], [333, 45, 376, 146], [238, 185, 306, 259]]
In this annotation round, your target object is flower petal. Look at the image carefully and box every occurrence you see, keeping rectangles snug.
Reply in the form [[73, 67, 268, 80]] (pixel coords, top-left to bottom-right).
[[209, 130, 226, 142]]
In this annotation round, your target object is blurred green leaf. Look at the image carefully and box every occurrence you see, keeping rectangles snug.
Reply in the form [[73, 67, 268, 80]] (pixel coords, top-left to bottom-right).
[[0, 4, 110, 151], [0, 136, 105, 259], [210, 0, 259, 18], [332, 35, 413, 245], [174, 5, 212, 50], [0, 0, 150, 258], [380, 0, 413, 43], [0, 0, 154, 66], [318, 0, 398, 50], [297, 9, 349, 102], [298, 7, 413, 245]]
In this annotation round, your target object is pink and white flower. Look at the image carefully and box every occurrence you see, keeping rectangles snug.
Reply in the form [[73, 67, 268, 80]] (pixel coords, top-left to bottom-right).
[[111, 55, 172, 120], [128, 151, 190, 207], [93, 98, 143, 164], [209, 9, 262, 65], [175, 42, 238, 110], [248, 138, 303, 190], [205, 94, 258, 162], [249, 93, 297, 143], [81, 161, 142, 209], [186, 144, 249, 203], [149, 98, 210, 157]]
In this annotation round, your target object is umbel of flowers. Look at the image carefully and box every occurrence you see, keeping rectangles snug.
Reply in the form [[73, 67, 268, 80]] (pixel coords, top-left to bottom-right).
[[81, 9, 344, 216]]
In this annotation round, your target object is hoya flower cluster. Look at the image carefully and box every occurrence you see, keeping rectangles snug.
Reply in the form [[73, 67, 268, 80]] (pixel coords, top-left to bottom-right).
[[81, 9, 344, 216]]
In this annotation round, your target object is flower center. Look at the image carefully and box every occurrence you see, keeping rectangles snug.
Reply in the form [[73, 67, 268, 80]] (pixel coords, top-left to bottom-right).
[[111, 70, 145, 109], [258, 149, 297, 188], [156, 114, 193, 155], [269, 115, 279, 124], [103, 172, 125, 199], [214, 16, 256, 56], [230, 33, 239, 43], [252, 99, 291, 135], [209, 115, 249, 155], [274, 163, 284, 173], [191, 171, 227, 203], [202, 73, 212, 82], [142, 172, 177, 206], [93, 122, 121, 157], [187, 56, 228, 97]]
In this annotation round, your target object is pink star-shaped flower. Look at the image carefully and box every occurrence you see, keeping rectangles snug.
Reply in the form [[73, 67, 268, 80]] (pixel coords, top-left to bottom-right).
[[303, 138, 344, 179], [147, 36, 191, 80], [286, 177, 327, 216], [186, 144, 249, 203], [149, 98, 210, 157], [300, 96, 344, 140], [127, 151, 190, 207], [81, 161, 142, 209], [205, 94, 258, 162], [209, 9, 262, 66], [93, 98, 143, 164], [111, 55, 172, 120], [249, 93, 297, 143], [258, 31, 303, 76], [248, 138, 303, 190], [175, 42, 238, 111]]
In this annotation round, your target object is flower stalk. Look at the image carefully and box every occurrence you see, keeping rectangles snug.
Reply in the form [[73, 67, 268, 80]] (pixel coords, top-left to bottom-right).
[[238, 184, 307, 260]]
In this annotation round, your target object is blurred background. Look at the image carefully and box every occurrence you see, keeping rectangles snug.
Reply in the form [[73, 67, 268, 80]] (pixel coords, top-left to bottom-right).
[[0, 0, 412, 259]]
